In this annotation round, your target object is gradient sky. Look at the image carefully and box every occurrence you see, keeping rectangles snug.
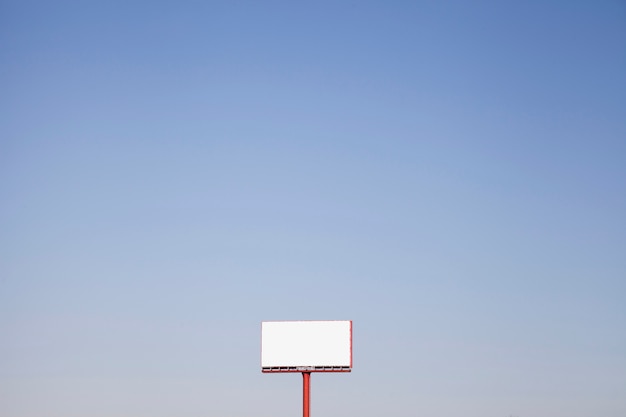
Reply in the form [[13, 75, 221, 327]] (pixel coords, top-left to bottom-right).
[[1, 1, 625, 416]]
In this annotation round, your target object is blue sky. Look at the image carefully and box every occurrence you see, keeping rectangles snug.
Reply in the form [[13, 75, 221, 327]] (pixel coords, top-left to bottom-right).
[[1, 1, 625, 416]]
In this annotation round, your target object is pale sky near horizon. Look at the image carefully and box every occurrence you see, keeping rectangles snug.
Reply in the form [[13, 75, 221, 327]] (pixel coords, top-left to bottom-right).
[[1, 1, 625, 416]]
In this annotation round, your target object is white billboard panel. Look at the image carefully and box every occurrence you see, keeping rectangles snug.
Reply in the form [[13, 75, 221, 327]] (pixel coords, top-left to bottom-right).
[[261, 320, 352, 372]]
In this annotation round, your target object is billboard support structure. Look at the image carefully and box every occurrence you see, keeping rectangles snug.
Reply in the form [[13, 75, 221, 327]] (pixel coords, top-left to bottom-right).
[[303, 371, 311, 417], [261, 320, 352, 417]]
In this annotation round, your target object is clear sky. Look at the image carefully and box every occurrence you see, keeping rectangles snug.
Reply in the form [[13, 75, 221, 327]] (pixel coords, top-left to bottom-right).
[[1, 1, 625, 416]]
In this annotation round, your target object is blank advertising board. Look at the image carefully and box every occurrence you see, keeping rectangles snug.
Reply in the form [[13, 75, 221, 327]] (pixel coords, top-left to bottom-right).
[[261, 320, 352, 372]]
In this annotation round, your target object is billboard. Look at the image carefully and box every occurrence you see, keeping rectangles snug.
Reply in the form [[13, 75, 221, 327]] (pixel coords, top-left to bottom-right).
[[261, 320, 352, 372]]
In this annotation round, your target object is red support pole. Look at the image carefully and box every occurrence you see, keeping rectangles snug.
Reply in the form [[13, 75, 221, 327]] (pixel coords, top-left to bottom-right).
[[303, 372, 311, 417]]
